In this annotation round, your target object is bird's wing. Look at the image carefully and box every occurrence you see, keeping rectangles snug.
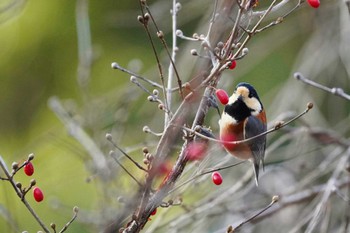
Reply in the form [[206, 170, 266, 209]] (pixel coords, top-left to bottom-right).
[[244, 114, 267, 184]]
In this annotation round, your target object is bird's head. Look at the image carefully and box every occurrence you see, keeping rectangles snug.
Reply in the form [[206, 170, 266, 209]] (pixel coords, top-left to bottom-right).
[[223, 82, 263, 123]]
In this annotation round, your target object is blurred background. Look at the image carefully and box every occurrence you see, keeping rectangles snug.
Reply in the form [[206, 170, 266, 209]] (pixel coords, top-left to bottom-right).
[[0, 0, 349, 232]]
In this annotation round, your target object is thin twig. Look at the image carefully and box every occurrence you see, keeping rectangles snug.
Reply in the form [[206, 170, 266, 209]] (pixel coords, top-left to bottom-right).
[[253, 0, 302, 17], [231, 196, 279, 232], [138, 2, 170, 124], [106, 134, 148, 172], [207, 0, 219, 36], [224, 0, 279, 71], [144, 3, 183, 103], [169, 161, 245, 194], [58, 206, 79, 233], [165, 0, 180, 127], [180, 102, 313, 146], [111, 62, 163, 89], [109, 151, 143, 187], [294, 72, 350, 101], [222, 0, 247, 61]]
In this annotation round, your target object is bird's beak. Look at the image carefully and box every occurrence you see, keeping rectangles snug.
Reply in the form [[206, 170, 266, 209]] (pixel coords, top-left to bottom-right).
[[237, 95, 243, 102]]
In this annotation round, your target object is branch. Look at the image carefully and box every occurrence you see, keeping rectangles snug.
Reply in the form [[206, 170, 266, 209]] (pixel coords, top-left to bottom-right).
[[58, 206, 79, 233], [111, 62, 163, 89], [294, 72, 350, 101], [106, 133, 148, 172], [48, 97, 110, 178], [305, 152, 349, 233], [138, 2, 170, 125], [0, 156, 51, 233], [229, 196, 279, 232], [169, 161, 245, 195], [246, 178, 350, 225], [181, 102, 313, 146]]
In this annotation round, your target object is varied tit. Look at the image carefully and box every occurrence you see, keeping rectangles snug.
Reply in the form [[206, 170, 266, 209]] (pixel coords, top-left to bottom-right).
[[219, 82, 267, 186]]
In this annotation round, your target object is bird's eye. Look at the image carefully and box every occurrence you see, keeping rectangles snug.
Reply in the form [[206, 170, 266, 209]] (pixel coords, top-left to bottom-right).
[[248, 93, 253, 98]]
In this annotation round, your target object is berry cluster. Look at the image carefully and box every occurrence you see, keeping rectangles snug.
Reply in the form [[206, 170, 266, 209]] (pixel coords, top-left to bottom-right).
[[12, 154, 44, 202]]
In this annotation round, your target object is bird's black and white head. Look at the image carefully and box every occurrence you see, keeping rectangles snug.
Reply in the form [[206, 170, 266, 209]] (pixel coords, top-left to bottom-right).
[[221, 82, 263, 124]]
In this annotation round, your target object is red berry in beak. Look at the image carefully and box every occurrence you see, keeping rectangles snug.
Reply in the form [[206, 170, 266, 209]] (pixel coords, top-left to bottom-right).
[[216, 89, 229, 105]]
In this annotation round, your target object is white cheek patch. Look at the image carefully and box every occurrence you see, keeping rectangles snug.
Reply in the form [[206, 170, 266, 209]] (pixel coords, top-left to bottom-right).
[[245, 97, 262, 115]]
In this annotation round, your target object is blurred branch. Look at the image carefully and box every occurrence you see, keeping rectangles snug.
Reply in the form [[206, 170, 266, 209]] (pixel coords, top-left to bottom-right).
[[305, 148, 350, 233], [346, 0, 350, 15], [76, 0, 93, 93], [305, 151, 349, 233], [294, 72, 350, 101], [0, 0, 26, 24], [48, 97, 110, 178], [248, 177, 350, 225], [230, 196, 279, 232], [307, 127, 350, 148]]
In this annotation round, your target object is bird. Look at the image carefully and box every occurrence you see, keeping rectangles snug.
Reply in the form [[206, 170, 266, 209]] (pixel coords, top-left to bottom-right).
[[219, 82, 267, 186]]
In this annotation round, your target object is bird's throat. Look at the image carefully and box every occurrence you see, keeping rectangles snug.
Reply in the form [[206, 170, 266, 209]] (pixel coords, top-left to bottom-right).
[[224, 99, 251, 122]]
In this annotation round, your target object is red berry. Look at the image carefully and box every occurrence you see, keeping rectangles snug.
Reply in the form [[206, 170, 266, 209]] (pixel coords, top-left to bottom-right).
[[186, 142, 207, 161], [24, 162, 34, 176], [33, 187, 44, 202], [151, 208, 157, 216], [212, 172, 223, 185], [229, 60, 237, 70], [215, 89, 229, 105], [307, 0, 320, 8]]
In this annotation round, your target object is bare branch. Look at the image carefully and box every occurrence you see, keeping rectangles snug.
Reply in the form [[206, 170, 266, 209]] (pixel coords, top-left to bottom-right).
[[294, 72, 350, 101], [181, 102, 313, 146], [230, 195, 279, 232]]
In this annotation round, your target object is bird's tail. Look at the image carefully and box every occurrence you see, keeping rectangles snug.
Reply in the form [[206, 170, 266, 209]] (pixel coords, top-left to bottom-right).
[[253, 162, 260, 186]]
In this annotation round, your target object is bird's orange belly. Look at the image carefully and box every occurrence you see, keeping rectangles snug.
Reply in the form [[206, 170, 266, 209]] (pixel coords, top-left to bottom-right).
[[220, 123, 252, 160]]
